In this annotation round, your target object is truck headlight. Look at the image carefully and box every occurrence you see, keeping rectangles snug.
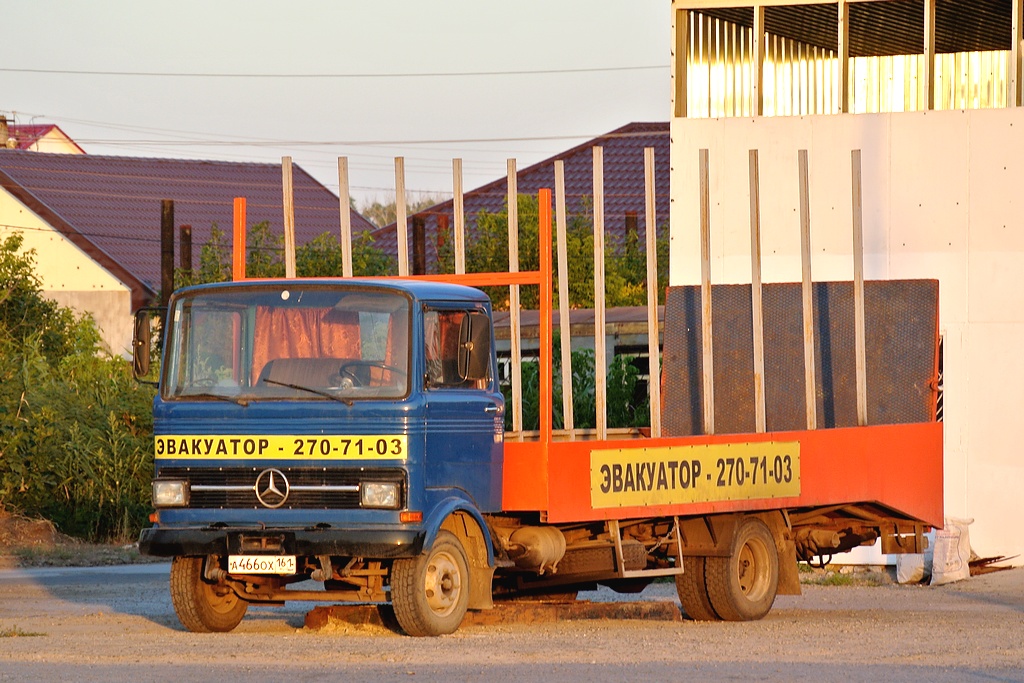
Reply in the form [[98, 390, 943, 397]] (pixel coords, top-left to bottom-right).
[[152, 480, 189, 507], [360, 482, 399, 509]]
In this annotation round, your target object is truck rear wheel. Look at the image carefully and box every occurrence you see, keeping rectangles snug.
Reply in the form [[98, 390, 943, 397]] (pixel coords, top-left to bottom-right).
[[169, 556, 248, 633], [675, 555, 720, 621], [705, 517, 779, 621], [391, 530, 470, 636]]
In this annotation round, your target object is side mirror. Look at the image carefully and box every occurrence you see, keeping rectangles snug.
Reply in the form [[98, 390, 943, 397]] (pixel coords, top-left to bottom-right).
[[132, 307, 160, 384], [457, 312, 492, 382]]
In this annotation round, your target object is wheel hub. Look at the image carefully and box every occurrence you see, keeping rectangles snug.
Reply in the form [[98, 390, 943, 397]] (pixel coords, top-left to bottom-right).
[[424, 551, 462, 616]]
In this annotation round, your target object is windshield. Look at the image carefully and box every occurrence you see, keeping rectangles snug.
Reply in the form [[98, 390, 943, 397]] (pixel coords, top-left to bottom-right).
[[163, 285, 411, 402]]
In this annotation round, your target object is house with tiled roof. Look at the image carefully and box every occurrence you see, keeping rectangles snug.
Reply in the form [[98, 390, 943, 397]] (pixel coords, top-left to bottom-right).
[[0, 116, 85, 154], [374, 122, 670, 272], [0, 149, 374, 354]]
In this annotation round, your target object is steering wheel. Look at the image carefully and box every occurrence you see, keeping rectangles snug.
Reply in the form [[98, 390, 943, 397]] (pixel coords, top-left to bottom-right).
[[192, 377, 218, 389], [337, 360, 406, 387]]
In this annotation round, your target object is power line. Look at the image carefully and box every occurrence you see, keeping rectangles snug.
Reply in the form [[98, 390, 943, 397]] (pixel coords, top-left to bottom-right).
[[76, 133, 611, 147], [0, 65, 668, 79]]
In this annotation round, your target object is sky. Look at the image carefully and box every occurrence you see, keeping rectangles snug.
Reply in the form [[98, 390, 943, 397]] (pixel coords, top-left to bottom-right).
[[1, 0, 671, 207]]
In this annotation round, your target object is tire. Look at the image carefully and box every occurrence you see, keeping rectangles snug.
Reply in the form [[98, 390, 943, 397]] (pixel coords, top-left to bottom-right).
[[705, 517, 779, 621], [675, 555, 720, 621], [391, 530, 470, 636], [169, 556, 248, 633]]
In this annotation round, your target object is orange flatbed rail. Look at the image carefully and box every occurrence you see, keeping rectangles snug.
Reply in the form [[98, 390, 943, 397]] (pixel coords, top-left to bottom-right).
[[342, 189, 943, 530]]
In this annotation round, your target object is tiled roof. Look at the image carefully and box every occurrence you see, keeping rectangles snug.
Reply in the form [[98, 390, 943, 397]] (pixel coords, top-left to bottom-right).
[[7, 124, 86, 153], [0, 150, 375, 308], [373, 122, 670, 270]]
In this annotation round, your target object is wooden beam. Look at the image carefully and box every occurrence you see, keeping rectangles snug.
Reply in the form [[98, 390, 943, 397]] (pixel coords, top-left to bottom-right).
[[753, 4, 765, 116], [673, 4, 690, 118], [798, 149, 817, 430], [699, 148, 715, 436], [453, 158, 466, 275], [593, 146, 608, 441], [1012, 0, 1023, 107], [555, 160, 575, 437], [838, 1, 850, 113], [748, 150, 767, 433], [677, 0, 879, 8], [394, 157, 409, 276], [160, 199, 174, 307], [644, 148, 662, 438], [507, 159, 524, 437], [924, 0, 936, 110], [338, 157, 353, 278], [282, 156, 296, 278], [851, 150, 868, 426]]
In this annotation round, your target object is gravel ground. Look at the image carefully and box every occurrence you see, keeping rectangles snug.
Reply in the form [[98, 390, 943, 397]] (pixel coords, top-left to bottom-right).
[[0, 563, 1021, 682]]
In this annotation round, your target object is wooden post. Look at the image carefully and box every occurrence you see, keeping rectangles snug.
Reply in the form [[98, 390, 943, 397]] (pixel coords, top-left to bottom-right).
[[412, 216, 426, 275], [673, 6, 689, 118], [699, 148, 715, 436], [749, 150, 767, 433], [852, 150, 868, 426], [555, 160, 575, 436], [839, 1, 850, 113], [1012, 0, 1023, 107], [593, 147, 607, 441], [453, 158, 466, 275], [924, 0, 936, 110], [232, 197, 247, 281], [282, 156, 296, 279], [798, 150, 818, 430], [338, 157, 353, 278], [160, 199, 174, 308], [179, 225, 193, 278], [395, 157, 409, 276], [753, 4, 765, 116], [644, 148, 662, 438], [507, 159, 523, 437]]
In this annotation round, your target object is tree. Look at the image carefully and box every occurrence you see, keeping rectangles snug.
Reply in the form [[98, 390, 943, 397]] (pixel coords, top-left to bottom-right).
[[360, 193, 449, 228], [0, 234, 154, 542], [438, 194, 669, 312], [0, 234, 91, 362]]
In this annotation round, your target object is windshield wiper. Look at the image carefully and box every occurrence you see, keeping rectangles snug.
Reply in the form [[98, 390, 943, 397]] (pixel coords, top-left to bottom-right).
[[181, 392, 251, 407], [261, 379, 353, 405]]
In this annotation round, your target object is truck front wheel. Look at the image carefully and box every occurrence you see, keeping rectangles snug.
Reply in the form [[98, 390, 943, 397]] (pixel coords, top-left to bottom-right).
[[705, 517, 779, 621], [169, 556, 248, 633], [391, 530, 470, 636]]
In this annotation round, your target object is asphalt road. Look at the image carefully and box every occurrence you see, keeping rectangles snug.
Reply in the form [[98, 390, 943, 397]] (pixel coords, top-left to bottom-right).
[[0, 563, 1022, 682]]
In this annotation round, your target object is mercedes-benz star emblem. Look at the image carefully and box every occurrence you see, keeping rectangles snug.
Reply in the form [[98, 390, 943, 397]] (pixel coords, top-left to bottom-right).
[[254, 468, 289, 508]]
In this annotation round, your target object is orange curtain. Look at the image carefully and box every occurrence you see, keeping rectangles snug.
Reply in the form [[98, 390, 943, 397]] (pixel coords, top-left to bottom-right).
[[252, 308, 360, 380]]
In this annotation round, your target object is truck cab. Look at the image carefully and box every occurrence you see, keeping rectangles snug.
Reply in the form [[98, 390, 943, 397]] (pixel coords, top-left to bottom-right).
[[139, 279, 503, 635]]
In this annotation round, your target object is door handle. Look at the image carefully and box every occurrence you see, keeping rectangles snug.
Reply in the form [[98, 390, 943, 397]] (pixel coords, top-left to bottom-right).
[[484, 404, 500, 414]]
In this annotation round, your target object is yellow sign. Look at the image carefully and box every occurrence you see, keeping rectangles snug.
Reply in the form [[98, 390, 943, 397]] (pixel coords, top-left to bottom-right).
[[590, 441, 800, 509], [155, 434, 407, 460]]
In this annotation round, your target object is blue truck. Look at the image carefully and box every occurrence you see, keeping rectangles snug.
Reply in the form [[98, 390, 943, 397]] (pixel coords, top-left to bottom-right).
[[135, 216, 942, 636]]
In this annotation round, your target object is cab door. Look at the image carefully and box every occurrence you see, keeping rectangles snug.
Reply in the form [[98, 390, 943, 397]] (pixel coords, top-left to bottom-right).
[[421, 305, 503, 511]]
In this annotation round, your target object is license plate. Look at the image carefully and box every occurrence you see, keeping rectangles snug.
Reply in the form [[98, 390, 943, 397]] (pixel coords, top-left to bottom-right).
[[227, 555, 297, 575]]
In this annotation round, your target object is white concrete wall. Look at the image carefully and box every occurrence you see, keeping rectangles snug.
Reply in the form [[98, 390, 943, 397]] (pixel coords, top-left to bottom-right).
[[0, 187, 133, 355], [670, 108, 1024, 559]]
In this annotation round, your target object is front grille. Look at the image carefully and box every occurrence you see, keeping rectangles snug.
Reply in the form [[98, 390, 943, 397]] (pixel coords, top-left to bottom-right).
[[157, 466, 405, 510]]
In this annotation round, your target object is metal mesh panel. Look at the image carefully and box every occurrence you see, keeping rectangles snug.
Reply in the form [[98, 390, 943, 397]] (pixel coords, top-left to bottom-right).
[[662, 280, 939, 436]]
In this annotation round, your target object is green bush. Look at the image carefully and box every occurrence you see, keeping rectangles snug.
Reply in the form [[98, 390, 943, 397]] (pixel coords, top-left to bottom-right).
[[503, 348, 651, 432], [0, 235, 154, 542]]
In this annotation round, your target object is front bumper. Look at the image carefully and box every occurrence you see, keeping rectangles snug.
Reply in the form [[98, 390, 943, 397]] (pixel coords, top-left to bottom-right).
[[139, 526, 424, 559]]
